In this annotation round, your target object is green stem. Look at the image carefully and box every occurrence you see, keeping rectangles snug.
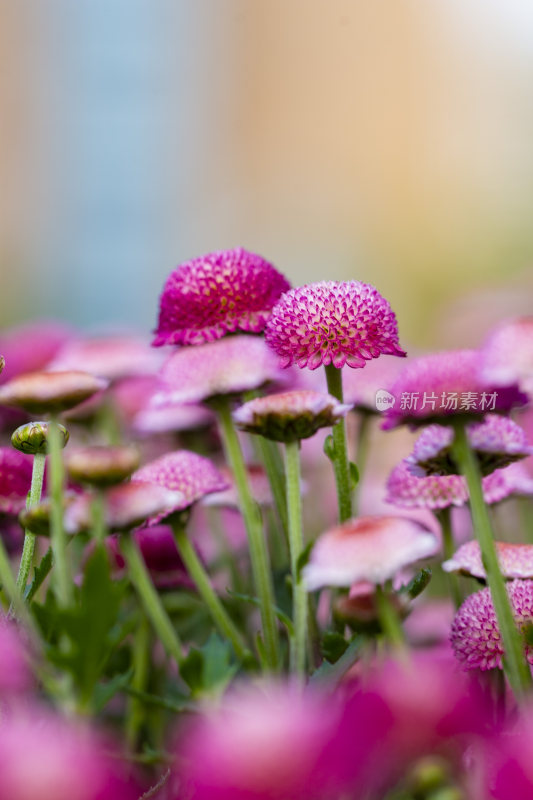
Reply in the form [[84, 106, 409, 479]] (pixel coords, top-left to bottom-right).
[[436, 507, 462, 609], [324, 364, 353, 522], [172, 522, 250, 662], [375, 584, 405, 649], [14, 451, 46, 598], [452, 421, 532, 699], [255, 436, 288, 536], [121, 534, 184, 667], [48, 416, 71, 606], [126, 613, 151, 751], [284, 439, 307, 676], [353, 411, 371, 516], [214, 397, 280, 670], [91, 491, 107, 544]]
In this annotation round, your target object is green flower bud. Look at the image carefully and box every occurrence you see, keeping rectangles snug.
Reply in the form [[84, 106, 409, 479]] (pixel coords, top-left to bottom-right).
[[11, 421, 69, 455]]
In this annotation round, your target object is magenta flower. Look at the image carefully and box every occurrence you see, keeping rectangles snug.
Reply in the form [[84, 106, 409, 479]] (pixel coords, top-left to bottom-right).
[[482, 462, 533, 503], [106, 526, 194, 590], [0, 447, 33, 515], [487, 717, 533, 800], [386, 459, 469, 510], [382, 349, 527, 430], [444, 540, 533, 581], [0, 711, 138, 800], [153, 247, 290, 346], [303, 515, 438, 590], [480, 316, 533, 397], [265, 281, 406, 370], [450, 580, 533, 671], [155, 335, 285, 405], [233, 389, 351, 441], [49, 333, 164, 381], [132, 450, 230, 522], [0, 321, 73, 383], [0, 618, 34, 695], [407, 415, 531, 477]]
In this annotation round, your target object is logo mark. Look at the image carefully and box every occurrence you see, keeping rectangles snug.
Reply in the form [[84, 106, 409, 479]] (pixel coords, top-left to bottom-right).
[[375, 389, 396, 412]]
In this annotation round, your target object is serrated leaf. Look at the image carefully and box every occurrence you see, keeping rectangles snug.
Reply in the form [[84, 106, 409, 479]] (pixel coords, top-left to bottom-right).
[[321, 631, 349, 664]]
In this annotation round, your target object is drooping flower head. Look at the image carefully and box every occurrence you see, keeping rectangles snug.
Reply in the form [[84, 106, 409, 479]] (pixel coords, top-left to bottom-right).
[[153, 248, 291, 347], [479, 316, 533, 397], [233, 390, 351, 442], [406, 415, 531, 477], [65, 445, 141, 488], [154, 335, 286, 405], [265, 281, 406, 370], [443, 540, 533, 581], [450, 580, 533, 671], [303, 515, 438, 590], [382, 350, 527, 430], [482, 462, 533, 504]]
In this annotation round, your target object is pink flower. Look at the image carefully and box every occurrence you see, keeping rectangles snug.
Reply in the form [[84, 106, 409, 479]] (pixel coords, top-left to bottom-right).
[[0, 321, 73, 382], [153, 248, 290, 346], [0, 618, 34, 695], [106, 526, 193, 590], [382, 350, 527, 430], [0, 447, 33, 515], [303, 515, 438, 590], [155, 335, 286, 404], [386, 459, 469, 510], [0, 371, 108, 415], [444, 540, 533, 581], [265, 281, 406, 370], [450, 580, 533, 671], [480, 316, 533, 397], [49, 333, 164, 381]]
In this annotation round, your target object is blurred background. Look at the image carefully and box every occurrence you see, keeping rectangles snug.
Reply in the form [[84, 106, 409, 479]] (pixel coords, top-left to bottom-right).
[[1, 0, 533, 347]]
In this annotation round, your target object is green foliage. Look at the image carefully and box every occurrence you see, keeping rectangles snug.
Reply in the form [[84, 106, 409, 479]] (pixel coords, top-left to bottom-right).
[[180, 634, 239, 696]]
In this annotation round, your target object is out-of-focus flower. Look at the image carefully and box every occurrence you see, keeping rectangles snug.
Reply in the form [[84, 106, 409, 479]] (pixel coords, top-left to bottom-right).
[[341, 354, 408, 412], [386, 459, 469, 510], [0, 371, 108, 415], [11, 420, 69, 455], [175, 681, 387, 800], [480, 317, 533, 397], [0, 447, 33, 515], [48, 333, 164, 382], [407, 415, 531, 477], [155, 335, 285, 405], [265, 280, 406, 370], [65, 445, 140, 487], [444, 540, 533, 581], [0, 321, 73, 382], [106, 526, 193, 590], [203, 464, 273, 508], [233, 389, 351, 442], [334, 581, 408, 631], [132, 450, 229, 524], [450, 580, 533, 671], [382, 350, 527, 430], [0, 711, 138, 800], [133, 400, 214, 435], [303, 516, 438, 591], [485, 715, 533, 800], [0, 618, 34, 695], [482, 462, 533, 503], [153, 247, 290, 347]]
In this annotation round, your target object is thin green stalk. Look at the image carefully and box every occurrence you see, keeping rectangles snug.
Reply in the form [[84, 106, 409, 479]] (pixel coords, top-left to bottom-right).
[[14, 451, 46, 598], [255, 436, 288, 536], [324, 364, 353, 522], [436, 507, 462, 609], [452, 421, 532, 699], [126, 613, 151, 751], [121, 534, 184, 667], [353, 411, 371, 516], [48, 416, 71, 606], [375, 584, 405, 649], [214, 397, 280, 670], [172, 522, 250, 662], [91, 491, 107, 544], [284, 438, 307, 676]]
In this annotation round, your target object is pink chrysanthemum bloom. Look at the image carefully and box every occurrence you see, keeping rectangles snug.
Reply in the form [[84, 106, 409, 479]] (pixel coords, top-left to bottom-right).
[[443, 540, 533, 581], [154, 335, 286, 405], [153, 248, 291, 347], [479, 316, 533, 397], [49, 333, 164, 381], [0, 370, 108, 415], [386, 459, 469, 510], [233, 389, 351, 442], [264, 281, 406, 370], [0, 447, 33, 515], [303, 515, 438, 590], [133, 400, 214, 435], [381, 349, 527, 430], [132, 450, 230, 523], [450, 580, 533, 671], [482, 462, 533, 503], [406, 415, 531, 477]]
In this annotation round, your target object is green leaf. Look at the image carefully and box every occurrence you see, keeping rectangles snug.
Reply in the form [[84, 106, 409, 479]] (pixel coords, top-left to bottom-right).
[[180, 648, 204, 694], [321, 631, 349, 664], [523, 622, 533, 646], [26, 547, 53, 602], [179, 634, 238, 696], [323, 434, 335, 461], [401, 567, 432, 600], [92, 668, 134, 713], [311, 636, 362, 685], [349, 461, 360, 489]]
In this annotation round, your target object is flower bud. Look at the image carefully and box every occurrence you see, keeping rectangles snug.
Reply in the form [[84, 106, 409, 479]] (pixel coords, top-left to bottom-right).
[[11, 420, 69, 455], [65, 445, 140, 487], [0, 370, 108, 414]]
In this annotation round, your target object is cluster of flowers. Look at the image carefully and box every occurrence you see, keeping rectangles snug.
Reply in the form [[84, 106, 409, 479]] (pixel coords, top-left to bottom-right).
[[0, 247, 531, 798]]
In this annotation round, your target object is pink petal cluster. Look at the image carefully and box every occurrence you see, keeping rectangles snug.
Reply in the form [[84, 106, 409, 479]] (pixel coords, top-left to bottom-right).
[[0, 447, 33, 515], [155, 335, 285, 405], [49, 333, 163, 381], [153, 248, 290, 346], [341, 353, 408, 411], [303, 515, 439, 590], [264, 281, 406, 370], [407, 415, 531, 477], [443, 540, 533, 580], [450, 580, 533, 671], [0, 321, 73, 383], [132, 450, 230, 519], [480, 316, 533, 397], [382, 350, 527, 430]]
